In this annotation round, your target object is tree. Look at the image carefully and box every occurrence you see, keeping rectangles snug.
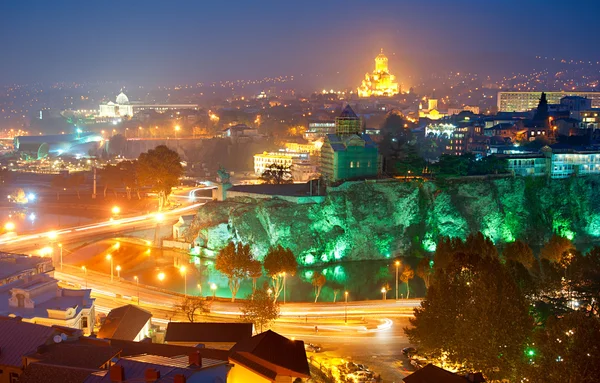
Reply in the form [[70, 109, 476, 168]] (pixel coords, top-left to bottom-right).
[[406, 252, 532, 380], [108, 134, 127, 156], [540, 234, 573, 264], [263, 245, 298, 302], [259, 163, 293, 185], [248, 259, 263, 297], [100, 164, 122, 197], [568, 246, 600, 313], [416, 257, 434, 289], [329, 281, 344, 303], [175, 295, 209, 322], [312, 272, 326, 303], [215, 242, 254, 302], [240, 288, 280, 333], [400, 265, 415, 298], [137, 145, 184, 210], [503, 240, 535, 269], [68, 172, 85, 199], [525, 311, 600, 383], [120, 160, 140, 200], [533, 92, 549, 127]]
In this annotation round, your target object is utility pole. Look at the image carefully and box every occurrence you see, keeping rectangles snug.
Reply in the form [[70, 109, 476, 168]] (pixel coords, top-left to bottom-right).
[[92, 167, 97, 199]]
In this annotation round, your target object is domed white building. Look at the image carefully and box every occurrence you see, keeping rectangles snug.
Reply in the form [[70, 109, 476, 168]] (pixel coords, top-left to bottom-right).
[[99, 91, 134, 118]]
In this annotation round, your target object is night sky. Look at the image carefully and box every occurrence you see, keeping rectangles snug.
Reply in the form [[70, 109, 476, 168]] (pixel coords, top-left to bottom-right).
[[1, 0, 599, 85]]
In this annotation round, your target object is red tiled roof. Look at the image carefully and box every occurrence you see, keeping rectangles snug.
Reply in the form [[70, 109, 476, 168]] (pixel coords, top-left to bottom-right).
[[19, 363, 98, 383], [97, 305, 152, 341], [0, 317, 57, 368]]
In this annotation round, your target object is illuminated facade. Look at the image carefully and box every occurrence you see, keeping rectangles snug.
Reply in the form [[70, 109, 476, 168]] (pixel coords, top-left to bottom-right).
[[253, 151, 309, 176], [99, 91, 134, 118], [507, 146, 600, 179], [357, 49, 400, 97], [498, 91, 600, 112]]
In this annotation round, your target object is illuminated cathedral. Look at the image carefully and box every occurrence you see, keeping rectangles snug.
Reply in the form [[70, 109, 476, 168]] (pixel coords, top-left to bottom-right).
[[357, 49, 400, 97]]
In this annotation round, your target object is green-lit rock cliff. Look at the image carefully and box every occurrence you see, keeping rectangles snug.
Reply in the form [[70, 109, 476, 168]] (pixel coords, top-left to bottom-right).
[[184, 176, 600, 265]]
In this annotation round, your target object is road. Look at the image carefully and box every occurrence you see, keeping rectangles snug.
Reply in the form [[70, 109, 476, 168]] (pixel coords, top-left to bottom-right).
[[0, 187, 419, 382]]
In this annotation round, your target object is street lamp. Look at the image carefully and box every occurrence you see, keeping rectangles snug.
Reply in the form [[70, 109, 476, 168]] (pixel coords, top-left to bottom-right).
[[81, 266, 87, 289], [344, 291, 349, 323], [210, 283, 217, 300], [175, 125, 181, 139], [180, 266, 187, 296], [4, 222, 15, 231], [116, 265, 121, 279], [395, 260, 400, 301], [381, 287, 387, 301], [106, 254, 113, 282], [157, 272, 166, 282], [58, 244, 63, 271], [134, 276, 140, 305], [111, 206, 120, 215], [197, 283, 202, 296]]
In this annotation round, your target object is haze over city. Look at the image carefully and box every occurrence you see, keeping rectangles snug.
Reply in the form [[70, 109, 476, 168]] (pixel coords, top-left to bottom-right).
[[0, 2, 600, 383]]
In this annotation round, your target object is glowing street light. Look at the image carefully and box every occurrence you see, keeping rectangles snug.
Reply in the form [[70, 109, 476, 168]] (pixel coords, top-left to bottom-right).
[[47, 231, 58, 240], [134, 276, 140, 305], [81, 266, 87, 289], [116, 265, 121, 278], [106, 254, 114, 282], [395, 260, 401, 301], [4, 222, 15, 231], [111, 206, 121, 215], [180, 266, 187, 296], [210, 283, 217, 300], [157, 272, 166, 281], [381, 287, 387, 301]]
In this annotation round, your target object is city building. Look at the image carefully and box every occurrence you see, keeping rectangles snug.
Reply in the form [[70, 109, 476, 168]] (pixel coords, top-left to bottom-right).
[[357, 49, 400, 97], [97, 304, 152, 342], [505, 154, 547, 177], [0, 274, 95, 335], [304, 121, 335, 140], [447, 106, 480, 115], [0, 253, 53, 286], [97, 91, 199, 119], [320, 105, 380, 182], [222, 124, 260, 143], [173, 215, 196, 241], [580, 109, 600, 130], [164, 322, 253, 350], [560, 96, 592, 120], [497, 91, 600, 112], [506, 145, 600, 179], [253, 151, 309, 176], [419, 99, 448, 120], [228, 330, 310, 383]]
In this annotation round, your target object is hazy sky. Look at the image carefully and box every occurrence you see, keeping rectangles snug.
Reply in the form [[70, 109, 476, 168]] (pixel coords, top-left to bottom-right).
[[1, 0, 599, 86]]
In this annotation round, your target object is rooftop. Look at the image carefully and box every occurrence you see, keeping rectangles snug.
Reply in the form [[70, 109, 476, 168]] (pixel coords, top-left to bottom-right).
[[108, 338, 229, 361], [338, 104, 359, 119], [0, 317, 59, 368], [403, 363, 475, 383], [19, 363, 98, 383], [97, 304, 152, 341], [165, 322, 253, 344], [25, 339, 120, 369], [0, 253, 51, 282]]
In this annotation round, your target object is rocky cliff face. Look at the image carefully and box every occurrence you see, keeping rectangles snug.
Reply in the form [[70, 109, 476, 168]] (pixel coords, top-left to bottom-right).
[[184, 176, 600, 265]]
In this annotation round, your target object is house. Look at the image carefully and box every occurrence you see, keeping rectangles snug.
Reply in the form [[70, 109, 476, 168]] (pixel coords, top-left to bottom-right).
[[403, 364, 485, 383], [164, 322, 253, 350], [0, 253, 53, 286], [83, 351, 231, 383], [0, 317, 82, 383], [97, 304, 152, 342], [228, 330, 310, 383], [107, 338, 229, 362], [173, 215, 195, 240], [18, 363, 100, 383], [0, 273, 95, 335]]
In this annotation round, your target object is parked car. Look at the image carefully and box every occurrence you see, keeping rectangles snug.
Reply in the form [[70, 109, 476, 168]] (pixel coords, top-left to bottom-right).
[[304, 343, 322, 353]]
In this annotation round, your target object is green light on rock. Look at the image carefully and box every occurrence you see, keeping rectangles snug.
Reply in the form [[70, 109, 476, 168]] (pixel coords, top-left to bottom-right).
[[565, 230, 575, 241], [304, 254, 315, 265], [303, 270, 313, 280], [320, 254, 329, 262]]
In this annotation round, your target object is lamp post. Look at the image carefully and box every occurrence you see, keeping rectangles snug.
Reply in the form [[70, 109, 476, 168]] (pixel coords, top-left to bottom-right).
[[154, 213, 164, 248], [282, 272, 286, 304], [157, 272, 165, 282], [106, 254, 113, 282], [180, 266, 187, 296], [116, 265, 121, 279], [175, 125, 181, 139], [81, 266, 87, 289], [210, 283, 217, 300], [134, 276, 140, 305], [59, 243, 64, 271], [395, 260, 400, 301], [344, 291, 349, 323], [197, 283, 202, 296], [381, 287, 387, 301]]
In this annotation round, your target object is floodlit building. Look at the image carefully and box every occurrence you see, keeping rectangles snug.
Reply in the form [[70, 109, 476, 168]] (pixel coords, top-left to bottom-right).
[[506, 146, 600, 179], [0, 253, 53, 286], [304, 121, 335, 140], [357, 49, 400, 97], [320, 105, 381, 182], [97, 91, 199, 120], [253, 151, 309, 176], [97, 304, 152, 342], [580, 109, 600, 130], [497, 91, 600, 112]]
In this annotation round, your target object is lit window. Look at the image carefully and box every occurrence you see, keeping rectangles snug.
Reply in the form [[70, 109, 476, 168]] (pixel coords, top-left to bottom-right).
[[356, 161, 360, 168], [350, 161, 354, 168]]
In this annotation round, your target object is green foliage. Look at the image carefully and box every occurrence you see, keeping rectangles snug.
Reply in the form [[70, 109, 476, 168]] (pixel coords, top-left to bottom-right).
[[540, 234, 574, 264], [259, 163, 293, 184], [503, 240, 535, 269], [215, 242, 255, 302], [137, 145, 183, 210], [431, 153, 508, 178], [240, 288, 280, 333], [416, 257, 434, 289], [400, 264, 414, 298], [525, 311, 600, 383], [406, 250, 532, 380]]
